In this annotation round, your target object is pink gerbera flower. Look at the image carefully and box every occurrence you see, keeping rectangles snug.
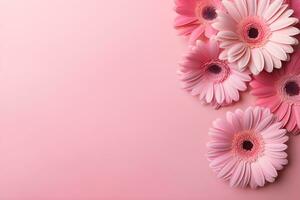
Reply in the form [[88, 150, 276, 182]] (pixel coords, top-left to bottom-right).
[[207, 106, 288, 188], [250, 51, 300, 134], [178, 38, 251, 107], [213, 0, 300, 75], [174, 0, 223, 43]]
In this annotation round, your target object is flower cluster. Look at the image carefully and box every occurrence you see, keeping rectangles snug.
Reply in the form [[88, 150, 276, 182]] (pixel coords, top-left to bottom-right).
[[174, 0, 300, 188]]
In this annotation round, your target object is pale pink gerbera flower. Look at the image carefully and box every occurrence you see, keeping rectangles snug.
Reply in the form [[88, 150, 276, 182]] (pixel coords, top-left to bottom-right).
[[174, 0, 223, 43], [207, 107, 288, 188], [213, 0, 300, 75], [178, 38, 251, 107], [250, 52, 300, 134]]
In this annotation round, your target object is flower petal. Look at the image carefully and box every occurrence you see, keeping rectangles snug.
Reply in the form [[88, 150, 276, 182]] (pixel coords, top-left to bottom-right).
[[251, 162, 265, 187], [264, 0, 283, 21]]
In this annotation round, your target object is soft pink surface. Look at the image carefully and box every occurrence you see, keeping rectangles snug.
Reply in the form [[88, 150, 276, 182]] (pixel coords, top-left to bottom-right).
[[0, 0, 299, 200]]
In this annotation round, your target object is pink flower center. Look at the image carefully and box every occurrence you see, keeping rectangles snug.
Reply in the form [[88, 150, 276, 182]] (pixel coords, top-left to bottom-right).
[[242, 140, 254, 151], [285, 81, 300, 96], [205, 61, 230, 83], [238, 17, 270, 48], [201, 6, 217, 20], [195, 3, 217, 22], [232, 132, 263, 161], [279, 77, 300, 102], [207, 64, 222, 74], [248, 27, 259, 39]]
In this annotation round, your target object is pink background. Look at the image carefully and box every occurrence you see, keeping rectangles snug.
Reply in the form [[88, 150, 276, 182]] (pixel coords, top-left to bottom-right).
[[0, 0, 299, 199]]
